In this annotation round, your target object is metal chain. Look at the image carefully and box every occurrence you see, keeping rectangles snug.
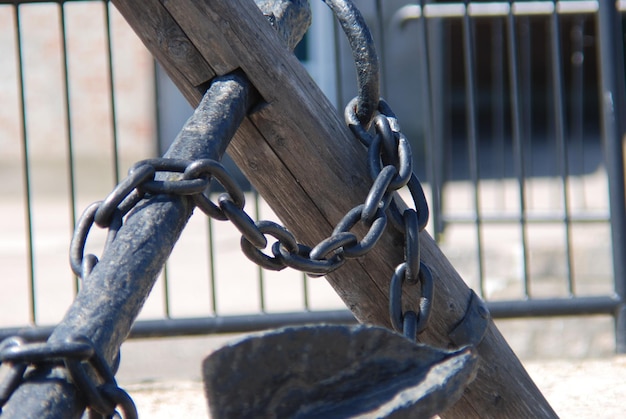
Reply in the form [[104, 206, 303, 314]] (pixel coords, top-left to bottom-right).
[[0, 335, 137, 418], [345, 98, 433, 339], [63, 96, 433, 343]]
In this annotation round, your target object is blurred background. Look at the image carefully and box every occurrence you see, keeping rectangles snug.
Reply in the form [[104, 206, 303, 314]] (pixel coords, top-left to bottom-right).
[[1, 1, 625, 398]]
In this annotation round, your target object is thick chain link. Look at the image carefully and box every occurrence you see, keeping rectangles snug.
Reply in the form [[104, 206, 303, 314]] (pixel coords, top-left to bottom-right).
[[346, 98, 433, 339], [0, 335, 137, 418]]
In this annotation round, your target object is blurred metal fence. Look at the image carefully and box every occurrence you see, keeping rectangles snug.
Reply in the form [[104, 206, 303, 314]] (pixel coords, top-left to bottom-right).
[[0, 1, 625, 351], [386, 1, 626, 351]]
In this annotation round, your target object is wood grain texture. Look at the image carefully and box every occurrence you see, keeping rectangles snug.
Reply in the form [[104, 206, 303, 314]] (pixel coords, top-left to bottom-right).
[[110, 0, 557, 416]]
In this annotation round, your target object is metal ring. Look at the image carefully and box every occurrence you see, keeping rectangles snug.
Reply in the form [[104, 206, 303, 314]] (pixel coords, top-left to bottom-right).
[[309, 232, 358, 261], [1, 340, 93, 365], [219, 195, 266, 249], [345, 97, 374, 146], [141, 177, 209, 195], [94, 164, 155, 228], [368, 122, 412, 191], [133, 158, 208, 196], [389, 263, 407, 332], [240, 221, 297, 271], [99, 384, 139, 419], [66, 359, 114, 415], [402, 310, 418, 341], [117, 189, 145, 218], [415, 264, 434, 334], [129, 158, 189, 174], [367, 132, 384, 180], [186, 159, 245, 220], [80, 254, 99, 281], [70, 202, 100, 278], [390, 134, 413, 190], [272, 242, 344, 276], [64, 335, 117, 416], [374, 114, 397, 165], [133, 157, 207, 196], [324, 0, 379, 126], [403, 209, 420, 284], [362, 165, 395, 224], [388, 173, 430, 233], [0, 337, 28, 406], [185, 159, 245, 208], [377, 99, 400, 131], [333, 204, 387, 258], [389, 262, 434, 335]]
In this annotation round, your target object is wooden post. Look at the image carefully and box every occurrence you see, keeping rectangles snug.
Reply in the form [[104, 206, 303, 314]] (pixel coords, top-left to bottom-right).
[[111, 0, 556, 417]]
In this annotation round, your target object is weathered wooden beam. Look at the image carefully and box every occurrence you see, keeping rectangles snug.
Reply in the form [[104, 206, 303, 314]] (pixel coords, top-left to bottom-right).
[[110, 0, 556, 417]]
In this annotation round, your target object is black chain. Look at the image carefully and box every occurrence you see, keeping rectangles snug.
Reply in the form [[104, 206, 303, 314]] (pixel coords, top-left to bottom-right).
[[0, 335, 137, 418], [345, 99, 433, 339], [63, 96, 433, 343]]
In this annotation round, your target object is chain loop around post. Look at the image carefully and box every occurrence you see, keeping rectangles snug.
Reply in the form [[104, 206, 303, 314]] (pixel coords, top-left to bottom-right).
[[0, 335, 137, 418]]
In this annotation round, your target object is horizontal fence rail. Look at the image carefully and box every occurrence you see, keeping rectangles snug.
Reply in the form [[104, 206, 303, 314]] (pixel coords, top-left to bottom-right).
[[0, 0, 625, 355]]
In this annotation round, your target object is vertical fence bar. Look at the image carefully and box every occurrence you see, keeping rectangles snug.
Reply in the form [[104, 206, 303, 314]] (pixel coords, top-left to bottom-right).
[[462, 5, 485, 297], [596, 0, 626, 353], [161, 263, 171, 318], [491, 17, 506, 206], [58, 3, 80, 293], [332, 16, 344, 110], [13, 4, 36, 325], [253, 189, 266, 312], [549, 6, 575, 296], [152, 62, 173, 318], [506, 2, 531, 297], [302, 272, 310, 310], [207, 216, 218, 314], [103, 1, 121, 184], [416, 1, 443, 240], [519, 15, 532, 173], [570, 15, 586, 207]]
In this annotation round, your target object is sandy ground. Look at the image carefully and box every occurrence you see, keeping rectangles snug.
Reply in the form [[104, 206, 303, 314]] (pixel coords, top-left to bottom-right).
[[123, 359, 626, 418], [114, 335, 626, 418]]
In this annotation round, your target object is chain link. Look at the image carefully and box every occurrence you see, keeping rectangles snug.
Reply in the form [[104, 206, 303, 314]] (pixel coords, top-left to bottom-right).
[[0, 335, 137, 418]]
